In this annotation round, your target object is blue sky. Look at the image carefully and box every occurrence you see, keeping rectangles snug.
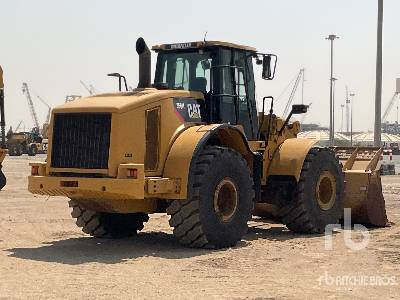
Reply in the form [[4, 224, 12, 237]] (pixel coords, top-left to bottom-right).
[[1, 0, 399, 131]]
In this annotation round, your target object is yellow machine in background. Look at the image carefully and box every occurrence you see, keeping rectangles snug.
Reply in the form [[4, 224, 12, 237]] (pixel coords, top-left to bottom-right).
[[0, 65, 7, 190], [7, 131, 44, 156], [28, 38, 387, 248]]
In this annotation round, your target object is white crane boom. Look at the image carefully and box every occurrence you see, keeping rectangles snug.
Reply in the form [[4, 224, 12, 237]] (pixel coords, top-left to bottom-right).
[[15, 120, 25, 132], [80, 80, 97, 95], [381, 92, 399, 123], [89, 84, 97, 94], [36, 95, 51, 124], [22, 83, 40, 131], [282, 69, 304, 117]]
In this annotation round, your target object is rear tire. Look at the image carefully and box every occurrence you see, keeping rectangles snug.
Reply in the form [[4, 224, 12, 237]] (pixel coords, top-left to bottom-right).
[[8, 145, 17, 156], [68, 200, 149, 238], [167, 146, 254, 249], [10, 144, 23, 156], [279, 148, 344, 233]]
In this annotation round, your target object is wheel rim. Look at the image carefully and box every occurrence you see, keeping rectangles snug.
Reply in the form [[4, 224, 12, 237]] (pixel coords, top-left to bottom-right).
[[315, 171, 336, 211], [213, 178, 239, 222]]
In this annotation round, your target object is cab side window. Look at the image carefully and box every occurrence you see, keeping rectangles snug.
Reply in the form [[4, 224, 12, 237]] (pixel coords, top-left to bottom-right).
[[194, 59, 211, 93], [174, 58, 189, 90], [235, 69, 247, 111]]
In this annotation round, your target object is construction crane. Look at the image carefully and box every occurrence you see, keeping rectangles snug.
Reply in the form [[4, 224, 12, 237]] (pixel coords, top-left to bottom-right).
[[80, 80, 97, 95], [15, 120, 25, 132], [36, 95, 51, 138], [282, 69, 304, 118], [36, 95, 51, 125], [301, 102, 312, 123], [381, 92, 399, 123], [22, 83, 40, 133]]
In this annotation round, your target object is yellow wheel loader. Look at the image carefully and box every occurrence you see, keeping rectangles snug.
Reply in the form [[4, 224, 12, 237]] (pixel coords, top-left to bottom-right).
[[0, 65, 6, 190], [7, 131, 43, 156], [28, 38, 387, 248]]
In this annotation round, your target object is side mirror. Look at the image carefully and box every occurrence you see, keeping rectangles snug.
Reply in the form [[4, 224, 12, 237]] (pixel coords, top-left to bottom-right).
[[262, 55, 277, 80], [291, 104, 308, 114], [278, 104, 308, 136]]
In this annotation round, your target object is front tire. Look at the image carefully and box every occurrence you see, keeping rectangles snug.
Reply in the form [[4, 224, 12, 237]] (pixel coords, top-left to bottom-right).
[[28, 144, 38, 156], [279, 148, 344, 233], [68, 200, 149, 238], [167, 146, 254, 249]]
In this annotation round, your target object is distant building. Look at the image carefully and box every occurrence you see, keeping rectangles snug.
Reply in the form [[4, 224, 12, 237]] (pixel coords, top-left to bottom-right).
[[352, 132, 400, 152], [300, 123, 328, 132], [297, 130, 350, 146]]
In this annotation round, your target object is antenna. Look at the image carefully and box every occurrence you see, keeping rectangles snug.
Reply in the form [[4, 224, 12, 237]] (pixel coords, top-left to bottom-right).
[[203, 31, 208, 42]]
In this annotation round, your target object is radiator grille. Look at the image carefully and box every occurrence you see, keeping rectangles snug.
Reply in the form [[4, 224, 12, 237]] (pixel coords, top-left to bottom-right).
[[51, 113, 111, 169], [145, 107, 160, 171]]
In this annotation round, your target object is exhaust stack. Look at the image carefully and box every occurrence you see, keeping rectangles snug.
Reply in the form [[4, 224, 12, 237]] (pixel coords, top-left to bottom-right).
[[136, 37, 151, 88]]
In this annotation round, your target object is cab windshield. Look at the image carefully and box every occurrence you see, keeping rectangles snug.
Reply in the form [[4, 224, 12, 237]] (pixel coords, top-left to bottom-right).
[[154, 51, 212, 93]]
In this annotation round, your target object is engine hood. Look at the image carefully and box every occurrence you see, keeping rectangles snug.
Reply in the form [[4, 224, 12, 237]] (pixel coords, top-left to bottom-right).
[[53, 88, 203, 114]]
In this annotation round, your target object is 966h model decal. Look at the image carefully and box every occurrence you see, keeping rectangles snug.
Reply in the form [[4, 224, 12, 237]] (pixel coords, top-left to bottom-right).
[[173, 98, 204, 122]]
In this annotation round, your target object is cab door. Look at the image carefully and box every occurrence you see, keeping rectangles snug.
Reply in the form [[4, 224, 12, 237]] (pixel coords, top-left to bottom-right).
[[211, 48, 258, 140]]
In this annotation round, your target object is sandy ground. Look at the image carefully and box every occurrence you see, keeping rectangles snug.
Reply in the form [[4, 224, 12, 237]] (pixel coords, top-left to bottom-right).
[[0, 155, 399, 300]]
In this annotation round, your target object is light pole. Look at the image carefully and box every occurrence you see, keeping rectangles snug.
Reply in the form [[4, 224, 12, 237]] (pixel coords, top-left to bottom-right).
[[350, 92, 355, 146], [346, 85, 350, 134], [374, 0, 383, 146], [341, 104, 345, 132], [326, 34, 339, 146], [332, 77, 338, 143], [301, 68, 305, 104]]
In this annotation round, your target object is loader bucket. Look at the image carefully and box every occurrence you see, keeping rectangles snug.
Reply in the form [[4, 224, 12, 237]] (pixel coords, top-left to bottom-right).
[[332, 147, 388, 227]]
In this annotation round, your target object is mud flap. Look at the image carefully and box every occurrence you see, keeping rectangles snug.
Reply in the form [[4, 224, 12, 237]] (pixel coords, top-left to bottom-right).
[[332, 147, 389, 227]]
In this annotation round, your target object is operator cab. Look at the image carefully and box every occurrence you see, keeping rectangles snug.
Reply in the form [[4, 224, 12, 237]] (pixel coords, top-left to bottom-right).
[[152, 41, 276, 140]]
